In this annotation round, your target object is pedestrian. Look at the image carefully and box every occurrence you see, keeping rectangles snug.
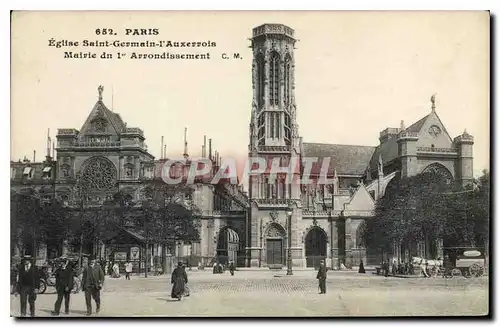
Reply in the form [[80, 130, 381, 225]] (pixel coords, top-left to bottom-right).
[[82, 257, 105, 316], [51, 258, 74, 316], [316, 260, 327, 294], [16, 255, 40, 317], [112, 262, 120, 278], [383, 260, 389, 277], [171, 262, 188, 301], [125, 261, 132, 280], [228, 260, 235, 276], [358, 259, 366, 273], [392, 259, 398, 276]]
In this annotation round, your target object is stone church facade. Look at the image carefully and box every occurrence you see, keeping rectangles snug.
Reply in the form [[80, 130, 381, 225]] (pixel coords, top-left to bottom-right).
[[246, 24, 475, 269], [11, 86, 249, 268]]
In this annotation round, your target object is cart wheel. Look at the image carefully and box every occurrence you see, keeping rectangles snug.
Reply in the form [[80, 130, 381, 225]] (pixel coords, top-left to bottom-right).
[[37, 280, 47, 294], [451, 268, 462, 278], [469, 264, 483, 278]]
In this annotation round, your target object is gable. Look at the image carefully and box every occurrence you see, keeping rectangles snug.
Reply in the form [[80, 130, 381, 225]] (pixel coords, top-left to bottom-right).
[[416, 111, 453, 149], [343, 184, 375, 211], [78, 101, 126, 140]]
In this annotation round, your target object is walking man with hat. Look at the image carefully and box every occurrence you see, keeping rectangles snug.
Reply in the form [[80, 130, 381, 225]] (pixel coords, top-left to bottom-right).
[[82, 257, 105, 316], [51, 258, 74, 315], [16, 255, 40, 317], [316, 260, 328, 294]]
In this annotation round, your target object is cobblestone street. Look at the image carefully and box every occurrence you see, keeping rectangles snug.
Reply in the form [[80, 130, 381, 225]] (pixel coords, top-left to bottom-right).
[[10, 270, 489, 317]]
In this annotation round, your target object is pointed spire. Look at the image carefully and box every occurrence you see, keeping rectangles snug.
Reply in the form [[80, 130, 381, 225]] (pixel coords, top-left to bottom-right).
[[98, 85, 104, 101], [183, 127, 189, 158], [164, 145, 167, 159], [378, 154, 384, 177], [431, 93, 436, 112]]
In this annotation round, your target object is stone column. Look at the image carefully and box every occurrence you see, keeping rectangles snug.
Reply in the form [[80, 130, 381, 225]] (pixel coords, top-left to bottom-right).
[[344, 218, 353, 268], [330, 218, 339, 269]]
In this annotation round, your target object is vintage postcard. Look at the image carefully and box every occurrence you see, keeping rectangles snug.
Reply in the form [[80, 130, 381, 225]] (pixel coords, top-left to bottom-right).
[[10, 11, 490, 317]]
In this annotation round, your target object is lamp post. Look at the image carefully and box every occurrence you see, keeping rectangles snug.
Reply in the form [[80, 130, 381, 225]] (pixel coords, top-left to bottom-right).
[[330, 185, 335, 270], [286, 203, 293, 275]]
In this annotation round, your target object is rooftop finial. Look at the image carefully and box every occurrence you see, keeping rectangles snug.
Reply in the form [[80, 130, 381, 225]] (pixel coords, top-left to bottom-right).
[[98, 85, 104, 101], [431, 93, 436, 112]]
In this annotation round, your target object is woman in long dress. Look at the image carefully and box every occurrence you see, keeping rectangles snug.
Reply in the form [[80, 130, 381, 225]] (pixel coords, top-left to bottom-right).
[[112, 263, 120, 278], [171, 262, 188, 301]]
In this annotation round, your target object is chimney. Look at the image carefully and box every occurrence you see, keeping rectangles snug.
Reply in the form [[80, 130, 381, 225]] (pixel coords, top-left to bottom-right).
[[46, 128, 51, 160], [208, 138, 212, 160], [52, 141, 55, 159], [203, 135, 207, 157], [164, 145, 166, 159], [33, 150, 36, 162], [161, 136, 164, 159]]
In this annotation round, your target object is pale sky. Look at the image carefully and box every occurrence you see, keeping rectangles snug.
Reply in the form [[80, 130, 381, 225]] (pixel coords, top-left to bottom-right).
[[11, 11, 490, 177]]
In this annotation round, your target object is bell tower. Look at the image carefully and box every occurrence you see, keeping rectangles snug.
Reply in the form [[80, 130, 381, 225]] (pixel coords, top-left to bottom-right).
[[247, 24, 302, 268], [249, 24, 299, 152]]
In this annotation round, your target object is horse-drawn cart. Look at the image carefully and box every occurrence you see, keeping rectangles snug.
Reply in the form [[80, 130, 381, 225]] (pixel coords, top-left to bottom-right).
[[446, 247, 486, 278]]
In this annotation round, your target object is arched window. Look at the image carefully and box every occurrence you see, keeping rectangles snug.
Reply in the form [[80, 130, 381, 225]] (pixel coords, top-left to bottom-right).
[[421, 163, 454, 188], [284, 54, 292, 108], [256, 53, 265, 108], [269, 51, 280, 106]]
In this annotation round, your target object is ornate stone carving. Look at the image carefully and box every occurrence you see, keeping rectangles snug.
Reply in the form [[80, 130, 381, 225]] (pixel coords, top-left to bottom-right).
[[428, 125, 441, 138], [312, 216, 318, 226], [60, 164, 71, 178], [207, 218, 214, 229], [81, 157, 117, 192], [98, 85, 104, 100], [266, 225, 283, 238], [269, 210, 278, 222]]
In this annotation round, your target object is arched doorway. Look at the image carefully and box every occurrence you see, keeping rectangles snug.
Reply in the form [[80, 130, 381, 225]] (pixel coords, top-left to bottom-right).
[[304, 227, 327, 268], [216, 227, 240, 266], [265, 223, 286, 268]]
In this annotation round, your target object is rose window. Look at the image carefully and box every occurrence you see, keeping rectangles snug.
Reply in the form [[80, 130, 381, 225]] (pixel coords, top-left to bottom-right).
[[81, 157, 117, 191]]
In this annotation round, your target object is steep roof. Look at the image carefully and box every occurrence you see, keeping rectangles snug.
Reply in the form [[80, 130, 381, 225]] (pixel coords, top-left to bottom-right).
[[369, 136, 399, 173], [79, 100, 126, 138], [406, 114, 429, 133], [302, 143, 376, 175]]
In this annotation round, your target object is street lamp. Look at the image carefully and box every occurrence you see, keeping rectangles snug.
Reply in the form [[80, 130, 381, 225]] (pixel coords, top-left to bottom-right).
[[286, 203, 293, 275]]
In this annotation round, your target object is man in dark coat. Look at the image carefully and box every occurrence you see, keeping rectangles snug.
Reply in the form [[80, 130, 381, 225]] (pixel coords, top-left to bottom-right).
[[228, 261, 235, 276], [316, 260, 328, 294], [82, 257, 105, 316], [52, 258, 74, 315], [16, 256, 40, 317], [171, 262, 188, 301]]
